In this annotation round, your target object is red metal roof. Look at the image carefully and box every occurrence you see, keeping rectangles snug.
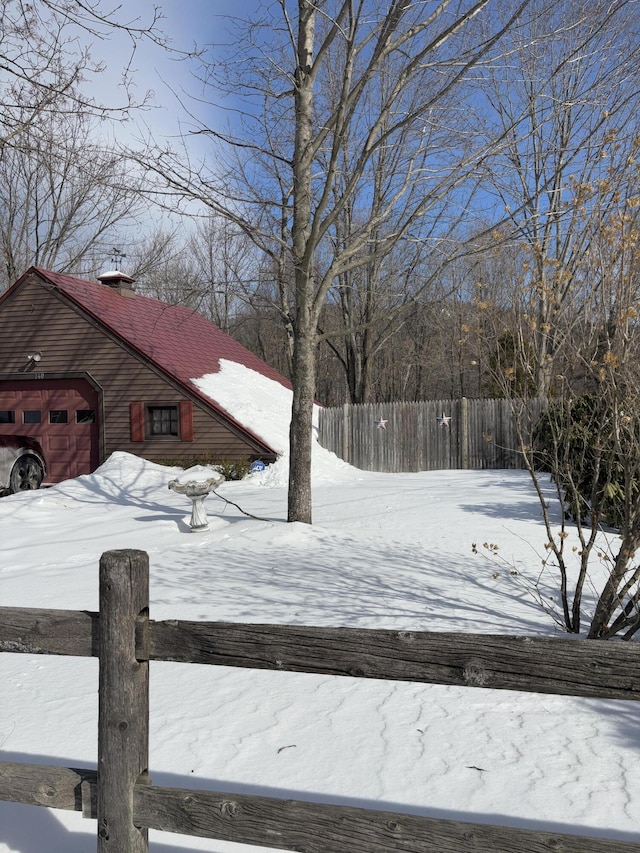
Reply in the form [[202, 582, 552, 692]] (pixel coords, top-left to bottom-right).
[[13, 267, 293, 455]]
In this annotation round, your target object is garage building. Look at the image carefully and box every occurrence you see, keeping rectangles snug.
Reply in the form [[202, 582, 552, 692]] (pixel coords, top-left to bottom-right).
[[0, 267, 287, 484]]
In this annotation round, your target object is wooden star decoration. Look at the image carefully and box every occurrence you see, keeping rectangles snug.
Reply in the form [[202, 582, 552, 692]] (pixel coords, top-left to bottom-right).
[[375, 417, 388, 430], [437, 413, 452, 427]]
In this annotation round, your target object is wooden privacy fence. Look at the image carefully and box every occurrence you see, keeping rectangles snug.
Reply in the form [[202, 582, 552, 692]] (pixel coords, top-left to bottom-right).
[[2, 549, 640, 852], [318, 398, 547, 472]]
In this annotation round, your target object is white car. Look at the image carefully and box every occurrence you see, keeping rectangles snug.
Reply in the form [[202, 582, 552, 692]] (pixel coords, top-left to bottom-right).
[[0, 436, 47, 493]]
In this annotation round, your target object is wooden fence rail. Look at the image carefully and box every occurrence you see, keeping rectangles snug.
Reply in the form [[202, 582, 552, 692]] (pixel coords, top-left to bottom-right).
[[318, 398, 547, 472], [1, 549, 639, 852]]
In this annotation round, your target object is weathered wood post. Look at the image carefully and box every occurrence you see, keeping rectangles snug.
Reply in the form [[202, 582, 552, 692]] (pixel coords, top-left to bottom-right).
[[342, 402, 350, 464], [460, 396, 469, 470], [98, 550, 150, 852]]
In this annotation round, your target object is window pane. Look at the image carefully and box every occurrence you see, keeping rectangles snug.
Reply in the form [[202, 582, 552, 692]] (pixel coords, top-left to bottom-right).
[[149, 406, 178, 436], [23, 410, 41, 424], [76, 409, 96, 424], [0, 410, 15, 424]]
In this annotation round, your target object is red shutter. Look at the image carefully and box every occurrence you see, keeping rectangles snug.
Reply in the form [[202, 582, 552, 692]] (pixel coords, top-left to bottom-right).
[[179, 400, 194, 441], [130, 401, 144, 442]]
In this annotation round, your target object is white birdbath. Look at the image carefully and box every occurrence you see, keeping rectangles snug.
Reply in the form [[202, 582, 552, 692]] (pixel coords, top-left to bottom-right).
[[168, 465, 225, 532]]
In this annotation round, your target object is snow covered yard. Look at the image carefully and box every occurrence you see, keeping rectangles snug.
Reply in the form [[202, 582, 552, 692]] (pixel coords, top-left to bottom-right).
[[1, 362, 639, 852]]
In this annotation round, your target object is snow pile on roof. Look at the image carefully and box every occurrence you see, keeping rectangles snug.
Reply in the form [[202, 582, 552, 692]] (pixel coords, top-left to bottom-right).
[[192, 359, 355, 486]]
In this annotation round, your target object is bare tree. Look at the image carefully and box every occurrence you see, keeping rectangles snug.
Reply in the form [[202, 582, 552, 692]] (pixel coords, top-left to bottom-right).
[[187, 216, 258, 332], [479, 180, 640, 639], [0, 1, 189, 288], [0, 110, 149, 289], [319, 241, 424, 403], [465, 2, 640, 638], [140, 0, 538, 523], [0, 1, 166, 149], [475, 0, 640, 396], [131, 215, 260, 335]]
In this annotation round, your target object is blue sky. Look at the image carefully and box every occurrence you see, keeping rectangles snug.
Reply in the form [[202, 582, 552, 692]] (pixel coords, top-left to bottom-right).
[[86, 1, 260, 147]]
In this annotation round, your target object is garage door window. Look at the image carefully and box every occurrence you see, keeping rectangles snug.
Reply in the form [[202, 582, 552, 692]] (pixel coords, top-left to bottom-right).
[[0, 410, 15, 423], [23, 410, 41, 424], [76, 409, 96, 424], [49, 410, 68, 424]]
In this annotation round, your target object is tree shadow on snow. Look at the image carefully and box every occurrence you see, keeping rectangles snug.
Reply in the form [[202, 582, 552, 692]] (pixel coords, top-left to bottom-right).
[[585, 698, 640, 753], [148, 536, 551, 634], [457, 472, 564, 525]]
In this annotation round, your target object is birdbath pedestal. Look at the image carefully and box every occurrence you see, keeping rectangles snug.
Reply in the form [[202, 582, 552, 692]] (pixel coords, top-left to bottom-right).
[[168, 466, 225, 532]]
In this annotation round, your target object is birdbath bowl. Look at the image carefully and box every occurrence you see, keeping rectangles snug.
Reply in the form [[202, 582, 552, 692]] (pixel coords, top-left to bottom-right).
[[168, 465, 225, 532]]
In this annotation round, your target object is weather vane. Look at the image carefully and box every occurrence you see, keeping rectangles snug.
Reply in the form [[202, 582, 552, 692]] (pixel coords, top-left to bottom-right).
[[111, 247, 127, 268]]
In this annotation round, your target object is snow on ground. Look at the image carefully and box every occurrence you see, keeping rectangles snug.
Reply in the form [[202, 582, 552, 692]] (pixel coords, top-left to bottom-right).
[[1, 360, 639, 852]]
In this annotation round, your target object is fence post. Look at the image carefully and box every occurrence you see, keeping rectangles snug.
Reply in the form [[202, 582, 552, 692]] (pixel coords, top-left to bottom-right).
[[460, 397, 469, 470], [98, 550, 150, 852], [342, 402, 350, 464]]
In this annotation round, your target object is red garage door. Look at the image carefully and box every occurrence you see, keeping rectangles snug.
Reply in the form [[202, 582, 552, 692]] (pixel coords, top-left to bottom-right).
[[0, 379, 100, 483]]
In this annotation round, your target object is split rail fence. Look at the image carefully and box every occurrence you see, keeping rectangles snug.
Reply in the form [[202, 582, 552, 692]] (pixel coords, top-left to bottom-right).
[[1, 549, 640, 852], [318, 398, 547, 472]]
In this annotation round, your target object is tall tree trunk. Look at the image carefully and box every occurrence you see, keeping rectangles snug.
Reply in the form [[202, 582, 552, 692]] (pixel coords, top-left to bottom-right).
[[288, 317, 317, 523], [287, 0, 317, 523]]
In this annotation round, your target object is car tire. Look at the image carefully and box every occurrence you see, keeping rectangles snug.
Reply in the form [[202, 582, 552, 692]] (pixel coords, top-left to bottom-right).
[[10, 454, 44, 492]]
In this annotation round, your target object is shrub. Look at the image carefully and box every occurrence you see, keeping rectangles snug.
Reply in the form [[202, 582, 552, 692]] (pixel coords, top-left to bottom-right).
[[533, 394, 639, 529], [155, 452, 252, 481]]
